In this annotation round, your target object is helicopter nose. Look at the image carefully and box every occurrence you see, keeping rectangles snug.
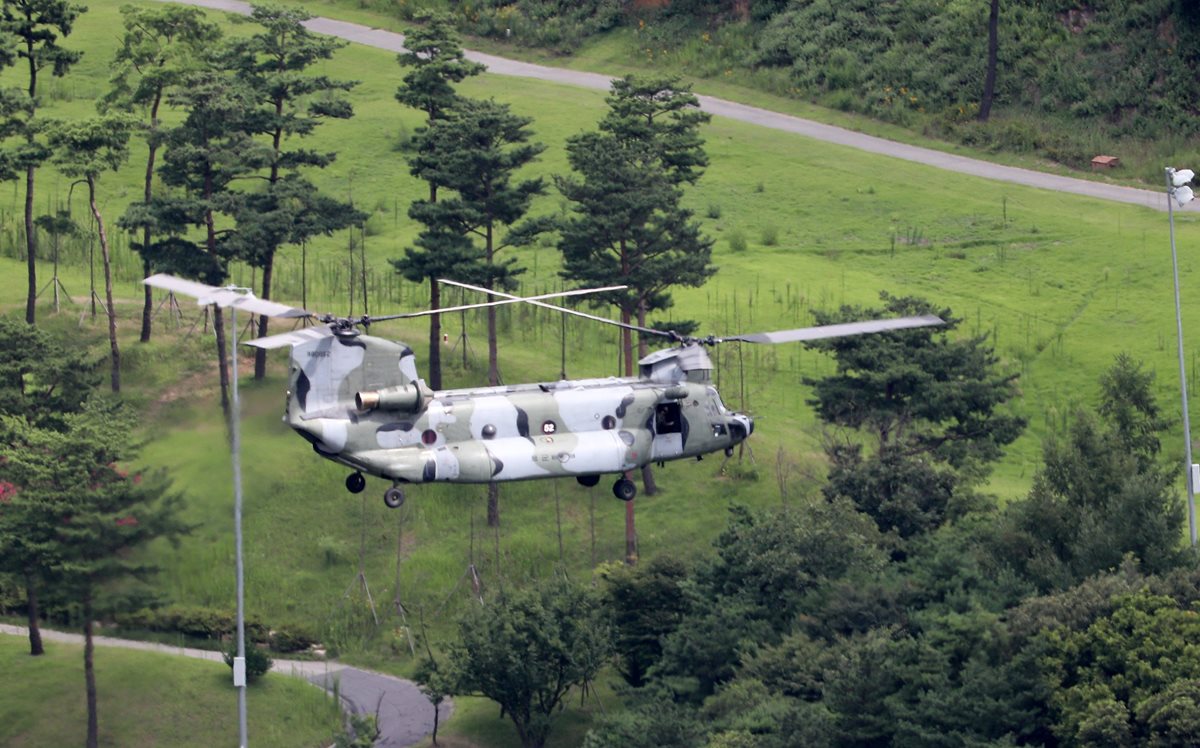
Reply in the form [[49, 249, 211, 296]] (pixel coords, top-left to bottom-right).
[[729, 414, 754, 442]]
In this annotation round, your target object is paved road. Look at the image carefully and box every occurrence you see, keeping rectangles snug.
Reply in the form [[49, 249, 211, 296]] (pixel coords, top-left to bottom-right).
[[166, 0, 1190, 213], [0, 624, 450, 747]]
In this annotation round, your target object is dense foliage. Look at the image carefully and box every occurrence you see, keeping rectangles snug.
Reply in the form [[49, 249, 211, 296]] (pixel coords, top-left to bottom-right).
[[371, 0, 1200, 168]]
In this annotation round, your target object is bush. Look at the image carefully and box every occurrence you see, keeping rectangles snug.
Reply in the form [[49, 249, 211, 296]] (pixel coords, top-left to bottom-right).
[[727, 228, 747, 253], [223, 644, 273, 683], [707, 202, 722, 219], [760, 224, 779, 246], [113, 604, 268, 643], [271, 626, 319, 654]]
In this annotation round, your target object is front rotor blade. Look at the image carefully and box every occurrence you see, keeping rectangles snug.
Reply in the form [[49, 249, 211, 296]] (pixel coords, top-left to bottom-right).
[[438, 279, 673, 340], [144, 273, 312, 319], [723, 315, 945, 344], [369, 284, 629, 322]]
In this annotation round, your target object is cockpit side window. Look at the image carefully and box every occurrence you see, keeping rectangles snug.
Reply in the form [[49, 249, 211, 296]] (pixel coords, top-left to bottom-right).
[[707, 387, 727, 414]]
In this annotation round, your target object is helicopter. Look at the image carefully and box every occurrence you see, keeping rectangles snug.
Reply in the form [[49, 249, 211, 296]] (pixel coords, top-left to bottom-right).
[[144, 274, 942, 508]]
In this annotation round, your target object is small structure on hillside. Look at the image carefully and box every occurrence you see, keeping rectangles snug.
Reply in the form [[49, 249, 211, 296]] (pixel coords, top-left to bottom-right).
[[1091, 155, 1120, 170]]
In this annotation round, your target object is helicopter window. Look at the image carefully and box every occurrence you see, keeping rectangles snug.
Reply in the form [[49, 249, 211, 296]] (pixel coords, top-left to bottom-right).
[[481, 424, 496, 440], [707, 387, 728, 414], [421, 429, 438, 445], [654, 402, 683, 435], [601, 415, 616, 430], [712, 423, 727, 437], [542, 420, 557, 435]]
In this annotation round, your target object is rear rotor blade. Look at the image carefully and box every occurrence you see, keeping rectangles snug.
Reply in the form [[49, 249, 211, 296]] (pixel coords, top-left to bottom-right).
[[721, 315, 945, 344], [144, 274, 312, 319], [368, 284, 629, 322], [438, 279, 673, 340]]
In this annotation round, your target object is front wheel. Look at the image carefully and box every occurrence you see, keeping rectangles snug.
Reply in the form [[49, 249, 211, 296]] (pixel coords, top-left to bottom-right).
[[383, 486, 405, 509], [577, 474, 600, 488], [612, 478, 637, 502], [346, 472, 366, 494]]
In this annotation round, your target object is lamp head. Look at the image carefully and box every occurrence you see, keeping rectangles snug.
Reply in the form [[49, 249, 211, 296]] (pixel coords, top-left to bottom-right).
[[1171, 168, 1196, 187], [1177, 185, 1195, 208]]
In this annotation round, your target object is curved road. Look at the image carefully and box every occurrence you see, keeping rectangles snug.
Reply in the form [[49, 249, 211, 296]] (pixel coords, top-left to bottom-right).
[[0, 624, 449, 747], [167, 0, 1190, 213]]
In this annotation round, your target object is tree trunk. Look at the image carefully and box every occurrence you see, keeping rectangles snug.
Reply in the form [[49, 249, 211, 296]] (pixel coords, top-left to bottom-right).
[[636, 304, 657, 497], [979, 0, 1000, 122], [24, 572, 43, 656], [214, 306, 230, 414], [620, 306, 639, 564], [85, 594, 99, 748], [254, 253, 275, 379], [24, 163, 35, 325], [140, 256, 153, 343], [428, 277, 442, 390], [139, 118, 160, 343], [91, 179, 120, 393]]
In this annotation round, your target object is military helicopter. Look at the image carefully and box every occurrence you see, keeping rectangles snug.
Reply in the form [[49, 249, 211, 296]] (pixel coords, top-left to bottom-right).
[[145, 274, 942, 508]]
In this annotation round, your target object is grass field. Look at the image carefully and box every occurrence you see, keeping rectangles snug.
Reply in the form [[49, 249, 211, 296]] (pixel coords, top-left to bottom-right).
[[5, 0, 1200, 743], [0, 635, 341, 747]]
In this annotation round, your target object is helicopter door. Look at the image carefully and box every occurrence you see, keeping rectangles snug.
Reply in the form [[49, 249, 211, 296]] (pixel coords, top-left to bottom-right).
[[651, 402, 684, 460]]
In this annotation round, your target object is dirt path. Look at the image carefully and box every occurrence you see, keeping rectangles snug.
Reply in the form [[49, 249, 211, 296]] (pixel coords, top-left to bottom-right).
[[0, 624, 450, 748], [164, 0, 1187, 213]]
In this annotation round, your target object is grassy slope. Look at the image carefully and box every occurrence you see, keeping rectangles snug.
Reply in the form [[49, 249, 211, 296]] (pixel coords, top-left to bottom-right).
[[6, 0, 1200, 744], [0, 636, 341, 747]]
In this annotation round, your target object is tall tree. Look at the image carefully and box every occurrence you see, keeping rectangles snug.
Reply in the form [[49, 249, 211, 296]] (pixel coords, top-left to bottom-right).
[[393, 11, 484, 391], [156, 70, 270, 412], [48, 115, 134, 393], [223, 3, 359, 379], [1, 0, 84, 325], [104, 4, 219, 343], [2, 402, 186, 748], [557, 73, 714, 560], [805, 294, 1024, 542], [409, 97, 549, 526], [0, 316, 97, 656]]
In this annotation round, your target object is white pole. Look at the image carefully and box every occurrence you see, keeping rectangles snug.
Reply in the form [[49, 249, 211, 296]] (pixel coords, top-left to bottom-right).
[[1167, 167, 1198, 547], [229, 300, 249, 745]]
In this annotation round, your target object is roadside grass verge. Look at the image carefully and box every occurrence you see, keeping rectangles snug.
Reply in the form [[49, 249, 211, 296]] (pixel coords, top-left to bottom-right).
[[0, 635, 341, 747]]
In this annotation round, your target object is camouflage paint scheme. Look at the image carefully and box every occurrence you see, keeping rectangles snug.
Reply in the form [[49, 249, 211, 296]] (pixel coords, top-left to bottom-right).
[[284, 332, 753, 486]]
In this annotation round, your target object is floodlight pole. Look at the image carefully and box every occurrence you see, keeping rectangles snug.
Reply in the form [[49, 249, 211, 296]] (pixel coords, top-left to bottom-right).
[[1166, 167, 1198, 547]]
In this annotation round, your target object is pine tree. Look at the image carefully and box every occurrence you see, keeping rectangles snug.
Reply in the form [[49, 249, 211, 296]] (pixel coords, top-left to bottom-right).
[[223, 4, 360, 378], [393, 12, 484, 390], [155, 69, 270, 412], [104, 4, 220, 343], [1, 0, 84, 325], [557, 74, 714, 560], [48, 115, 135, 393], [2, 402, 186, 748]]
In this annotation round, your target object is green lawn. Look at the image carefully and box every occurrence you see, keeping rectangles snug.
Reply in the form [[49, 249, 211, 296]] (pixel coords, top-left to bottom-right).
[[0, 635, 342, 747]]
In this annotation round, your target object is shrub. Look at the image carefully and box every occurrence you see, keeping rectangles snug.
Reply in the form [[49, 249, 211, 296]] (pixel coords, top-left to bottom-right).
[[728, 228, 747, 252], [760, 224, 779, 246], [224, 644, 273, 683], [272, 626, 319, 654], [707, 203, 722, 219]]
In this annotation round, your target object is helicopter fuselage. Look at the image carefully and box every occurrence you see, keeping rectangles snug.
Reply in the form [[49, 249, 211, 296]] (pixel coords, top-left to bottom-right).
[[283, 332, 752, 489]]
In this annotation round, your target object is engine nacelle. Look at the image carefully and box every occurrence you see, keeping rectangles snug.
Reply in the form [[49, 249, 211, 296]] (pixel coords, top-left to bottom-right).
[[355, 381, 432, 413]]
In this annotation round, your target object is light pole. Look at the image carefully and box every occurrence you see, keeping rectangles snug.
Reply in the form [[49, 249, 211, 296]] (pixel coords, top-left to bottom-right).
[[1166, 166, 1198, 547], [143, 274, 311, 747]]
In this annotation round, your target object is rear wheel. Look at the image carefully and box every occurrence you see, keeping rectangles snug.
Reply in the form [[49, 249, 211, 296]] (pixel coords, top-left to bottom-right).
[[612, 478, 637, 502], [576, 474, 600, 488], [383, 486, 405, 509], [345, 472, 366, 494]]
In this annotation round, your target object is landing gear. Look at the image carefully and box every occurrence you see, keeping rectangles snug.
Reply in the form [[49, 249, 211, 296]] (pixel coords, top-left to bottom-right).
[[345, 472, 366, 494], [612, 477, 637, 502], [577, 474, 600, 488], [383, 485, 405, 509]]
